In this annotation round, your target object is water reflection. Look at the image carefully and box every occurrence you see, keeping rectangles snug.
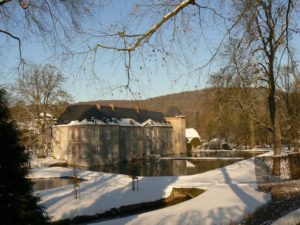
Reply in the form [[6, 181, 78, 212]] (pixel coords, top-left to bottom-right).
[[32, 151, 271, 191], [32, 178, 76, 191], [82, 150, 267, 176], [83, 158, 241, 176]]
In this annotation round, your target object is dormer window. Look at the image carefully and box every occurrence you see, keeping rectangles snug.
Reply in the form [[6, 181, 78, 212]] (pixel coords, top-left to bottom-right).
[[129, 119, 134, 125]]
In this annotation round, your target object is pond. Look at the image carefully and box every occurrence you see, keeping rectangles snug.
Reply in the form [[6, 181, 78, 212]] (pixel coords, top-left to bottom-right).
[[33, 150, 268, 191], [80, 150, 268, 176]]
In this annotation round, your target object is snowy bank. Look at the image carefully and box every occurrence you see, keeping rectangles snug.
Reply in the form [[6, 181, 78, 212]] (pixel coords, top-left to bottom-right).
[[271, 208, 300, 225], [31, 156, 272, 224], [30, 156, 67, 168]]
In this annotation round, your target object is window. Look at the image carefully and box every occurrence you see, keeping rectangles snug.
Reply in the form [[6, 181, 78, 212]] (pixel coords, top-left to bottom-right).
[[81, 128, 86, 141], [129, 119, 134, 125], [68, 129, 72, 141], [54, 129, 60, 141], [96, 145, 100, 157], [75, 145, 86, 160], [95, 128, 99, 141], [103, 128, 112, 157], [107, 142, 111, 157], [74, 128, 79, 141], [106, 129, 111, 140]]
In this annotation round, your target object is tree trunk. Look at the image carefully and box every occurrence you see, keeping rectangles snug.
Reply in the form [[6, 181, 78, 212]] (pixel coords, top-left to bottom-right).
[[268, 56, 282, 157], [273, 120, 282, 156], [248, 118, 255, 149], [272, 156, 281, 176]]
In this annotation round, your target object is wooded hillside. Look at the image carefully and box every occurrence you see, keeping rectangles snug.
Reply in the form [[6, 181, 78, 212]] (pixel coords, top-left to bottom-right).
[[83, 88, 271, 147]]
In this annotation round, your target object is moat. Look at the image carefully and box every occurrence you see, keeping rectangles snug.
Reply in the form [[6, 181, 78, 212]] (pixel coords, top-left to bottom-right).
[[73, 150, 267, 176], [33, 150, 269, 191]]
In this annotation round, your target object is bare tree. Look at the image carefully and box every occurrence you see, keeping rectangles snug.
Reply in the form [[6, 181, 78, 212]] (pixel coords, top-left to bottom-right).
[[210, 38, 270, 147], [207, 69, 268, 148], [278, 64, 300, 148], [0, 0, 95, 66], [17, 64, 71, 157], [215, 0, 298, 156], [1, 0, 299, 156], [76, 0, 298, 156], [50, 0, 236, 89]]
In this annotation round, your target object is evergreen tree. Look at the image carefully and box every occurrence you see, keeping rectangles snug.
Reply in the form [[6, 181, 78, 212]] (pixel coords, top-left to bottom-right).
[[0, 89, 49, 225]]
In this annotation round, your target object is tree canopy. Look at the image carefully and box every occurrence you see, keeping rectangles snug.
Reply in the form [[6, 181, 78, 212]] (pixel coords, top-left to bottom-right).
[[0, 88, 49, 224]]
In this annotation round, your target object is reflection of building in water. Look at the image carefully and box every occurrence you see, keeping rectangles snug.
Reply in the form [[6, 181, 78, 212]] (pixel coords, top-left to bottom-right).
[[51, 104, 186, 166], [171, 160, 187, 176], [143, 160, 187, 176]]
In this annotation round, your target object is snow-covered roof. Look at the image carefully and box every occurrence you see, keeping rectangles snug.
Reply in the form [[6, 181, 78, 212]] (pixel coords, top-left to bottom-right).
[[185, 128, 201, 142], [55, 104, 173, 128], [142, 119, 172, 127], [56, 104, 168, 125], [69, 119, 105, 125], [39, 112, 56, 120], [57, 118, 172, 127], [117, 118, 142, 127]]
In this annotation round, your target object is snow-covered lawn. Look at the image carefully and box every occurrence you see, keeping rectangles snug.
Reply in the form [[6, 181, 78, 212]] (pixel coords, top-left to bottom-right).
[[30, 156, 273, 225], [30, 156, 67, 168], [271, 208, 300, 225]]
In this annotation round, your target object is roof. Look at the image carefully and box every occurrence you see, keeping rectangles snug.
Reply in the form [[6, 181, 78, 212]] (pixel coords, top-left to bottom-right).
[[185, 128, 201, 142], [165, 106, 184, 117], [56, 104, 169, 126]]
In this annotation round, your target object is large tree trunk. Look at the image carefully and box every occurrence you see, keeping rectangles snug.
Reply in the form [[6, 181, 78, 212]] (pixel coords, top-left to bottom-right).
[[268, 71, 282, 175], [273, 120, 282, 156], [268, 54, 282, 157], [248, 118, 255, 149]]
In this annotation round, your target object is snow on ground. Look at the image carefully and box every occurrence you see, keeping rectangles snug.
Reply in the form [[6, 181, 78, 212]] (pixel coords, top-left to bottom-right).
[[30, 156, 67, 168], [271, 208, 300, 225], [30, 156, 272, 225], [161, 156, 244, 160]]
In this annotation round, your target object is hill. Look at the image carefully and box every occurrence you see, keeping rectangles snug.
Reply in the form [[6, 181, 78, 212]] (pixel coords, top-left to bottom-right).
[[79, 88, 269, 144]]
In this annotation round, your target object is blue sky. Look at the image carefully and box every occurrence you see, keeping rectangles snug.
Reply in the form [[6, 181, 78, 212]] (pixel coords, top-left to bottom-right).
[[1, 1, 299, 102]]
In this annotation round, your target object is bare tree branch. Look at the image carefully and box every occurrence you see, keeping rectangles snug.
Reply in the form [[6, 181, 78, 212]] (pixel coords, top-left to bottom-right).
[[0, 0, 10, 6], [93, 0, 195, 52], [0, 29, 22, 60]]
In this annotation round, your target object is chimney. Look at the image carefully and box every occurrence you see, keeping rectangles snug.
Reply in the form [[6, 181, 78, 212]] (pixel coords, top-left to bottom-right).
[[135, 103, 141, 113], [109, 103, 115, 111], [96, 104, 101, 110], [136, 106, 140, 113]]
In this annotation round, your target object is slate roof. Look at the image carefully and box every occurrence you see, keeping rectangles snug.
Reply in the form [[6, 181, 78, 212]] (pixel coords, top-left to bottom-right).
[[56, 104, 167, 125], [165, 106, 184, 117]]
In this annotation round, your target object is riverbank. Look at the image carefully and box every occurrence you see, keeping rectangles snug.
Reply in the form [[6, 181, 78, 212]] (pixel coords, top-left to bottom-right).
[[30, 154, 271, 224]]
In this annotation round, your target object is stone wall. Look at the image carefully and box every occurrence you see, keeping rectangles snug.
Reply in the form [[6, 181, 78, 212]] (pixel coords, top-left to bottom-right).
[[52, 124, 173, 166], [165, 116, 187, 155]]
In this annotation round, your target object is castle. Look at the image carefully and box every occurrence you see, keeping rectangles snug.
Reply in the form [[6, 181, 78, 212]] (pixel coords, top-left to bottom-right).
[[51, 104, 186, 166]]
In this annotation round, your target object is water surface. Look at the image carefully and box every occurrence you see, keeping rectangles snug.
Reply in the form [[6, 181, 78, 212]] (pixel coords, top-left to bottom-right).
[[83, 150, 267, 176], [32, 177, 77, 191]]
